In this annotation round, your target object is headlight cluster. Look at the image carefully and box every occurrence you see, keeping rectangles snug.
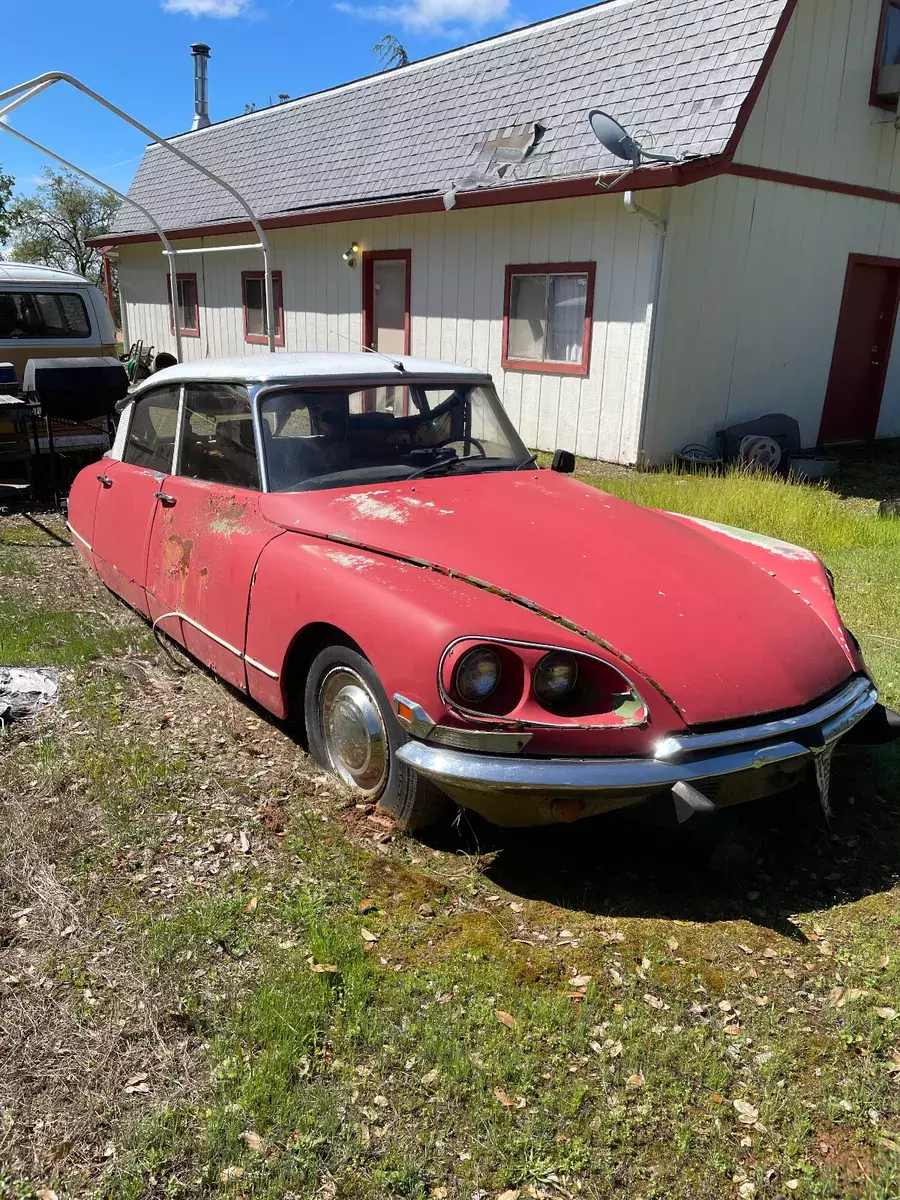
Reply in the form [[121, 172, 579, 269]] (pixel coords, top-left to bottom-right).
[[451, 643, 607, 715], [532, 650, 579, 705], [455, 646, 503, 703]]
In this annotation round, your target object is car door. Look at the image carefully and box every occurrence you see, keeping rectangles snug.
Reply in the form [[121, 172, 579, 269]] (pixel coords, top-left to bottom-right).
[[91, 384, 181, 615], [144, 381, 281, 691]]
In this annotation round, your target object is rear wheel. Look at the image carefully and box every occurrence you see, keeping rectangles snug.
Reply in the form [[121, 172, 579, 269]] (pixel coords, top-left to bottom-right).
[[303, 644, 451, 832]]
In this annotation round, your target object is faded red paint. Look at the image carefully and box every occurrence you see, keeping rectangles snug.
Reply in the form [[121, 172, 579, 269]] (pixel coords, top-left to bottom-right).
[[144, 478, 279, 691], [259, 473, 855, 726], [68, 450, 860, 756]]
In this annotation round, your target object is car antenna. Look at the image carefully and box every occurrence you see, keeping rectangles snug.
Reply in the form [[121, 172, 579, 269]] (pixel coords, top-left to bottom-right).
[[329, 328, 406, 372]]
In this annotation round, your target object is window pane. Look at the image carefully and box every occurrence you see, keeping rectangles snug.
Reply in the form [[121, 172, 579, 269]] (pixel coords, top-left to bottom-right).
[[508, 274, 547, 360], [546, 274, 587, 364], [58, 293, 91, 334], [123, 386, 180, 471], [245, 277, 265, 337], [371, 259, 407, 356], [180, 383, 258, 489], [0, 291, 90, 339], [884, 3, 900, 65], [244, 275, 282, 340], [177, 278, 197, 331]]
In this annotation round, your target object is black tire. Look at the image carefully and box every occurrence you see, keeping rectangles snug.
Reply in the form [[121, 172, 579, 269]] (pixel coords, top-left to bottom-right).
[[303, 644, 451, 832]]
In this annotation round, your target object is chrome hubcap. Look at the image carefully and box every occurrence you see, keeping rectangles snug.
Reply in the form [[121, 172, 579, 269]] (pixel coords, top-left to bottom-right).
[[319, 667, 388, 797]]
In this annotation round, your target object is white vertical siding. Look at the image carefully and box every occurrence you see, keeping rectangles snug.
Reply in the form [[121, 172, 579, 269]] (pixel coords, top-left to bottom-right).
[[645, 172, 900, 460], [116, 191, 663, 463], [735, 0, 900, 187]]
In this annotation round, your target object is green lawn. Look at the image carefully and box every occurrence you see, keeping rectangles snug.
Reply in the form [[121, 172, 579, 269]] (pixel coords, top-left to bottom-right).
[[1, 466, 899, 1200]]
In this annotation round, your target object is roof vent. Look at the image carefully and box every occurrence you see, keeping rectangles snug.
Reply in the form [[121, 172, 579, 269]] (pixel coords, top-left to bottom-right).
[[191, 43, 211, 131]]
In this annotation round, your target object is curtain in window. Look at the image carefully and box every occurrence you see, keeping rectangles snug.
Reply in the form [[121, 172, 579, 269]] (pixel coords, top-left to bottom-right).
[[547, 275, 586, 363]]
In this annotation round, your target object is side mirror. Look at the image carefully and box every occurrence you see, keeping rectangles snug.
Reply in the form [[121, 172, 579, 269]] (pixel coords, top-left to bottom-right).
[[551, 449, 576, 474]]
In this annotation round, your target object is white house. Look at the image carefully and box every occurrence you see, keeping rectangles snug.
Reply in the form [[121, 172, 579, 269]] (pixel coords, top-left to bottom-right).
[[96, 0, 900, 463]]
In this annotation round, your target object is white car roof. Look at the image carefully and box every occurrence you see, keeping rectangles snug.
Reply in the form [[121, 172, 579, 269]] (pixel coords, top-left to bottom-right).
[[0, 261, 94, 287], [134, 352, 491, 393]]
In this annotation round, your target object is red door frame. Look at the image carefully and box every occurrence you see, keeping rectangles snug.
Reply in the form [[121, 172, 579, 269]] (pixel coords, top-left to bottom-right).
[[819, 253, 900, 445], [362, 250, 411, 352]]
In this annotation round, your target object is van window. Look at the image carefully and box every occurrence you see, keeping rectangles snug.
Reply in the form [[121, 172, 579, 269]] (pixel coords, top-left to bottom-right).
[[0, 292, 91, 339]]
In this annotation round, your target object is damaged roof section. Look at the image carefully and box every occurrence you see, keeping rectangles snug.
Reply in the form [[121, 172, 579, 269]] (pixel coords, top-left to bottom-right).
[[112, 0, 790, 236]]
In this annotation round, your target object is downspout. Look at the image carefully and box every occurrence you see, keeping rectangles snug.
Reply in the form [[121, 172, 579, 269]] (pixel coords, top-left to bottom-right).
[[623, 190, 666, 464]]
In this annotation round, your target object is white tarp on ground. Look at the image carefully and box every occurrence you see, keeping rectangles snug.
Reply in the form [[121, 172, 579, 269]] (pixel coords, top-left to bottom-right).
[[0, 667, 59, 721]]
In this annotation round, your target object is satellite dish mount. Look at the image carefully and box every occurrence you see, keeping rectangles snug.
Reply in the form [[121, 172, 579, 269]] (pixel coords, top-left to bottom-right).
[[588, 109, 681, 188]]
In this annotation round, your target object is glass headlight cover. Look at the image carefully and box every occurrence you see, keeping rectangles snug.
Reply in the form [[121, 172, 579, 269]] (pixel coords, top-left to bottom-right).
[[533, 650, 579, 706], [454, 646, 502, 703]]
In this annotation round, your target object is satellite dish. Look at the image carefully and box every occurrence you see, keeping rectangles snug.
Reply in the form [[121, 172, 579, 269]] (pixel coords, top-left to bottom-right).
[[588, 108, 682, 168], [588, 109, 641, 163]]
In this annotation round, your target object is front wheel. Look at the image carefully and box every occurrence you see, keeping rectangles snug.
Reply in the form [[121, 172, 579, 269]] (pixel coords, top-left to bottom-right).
[[303, 644, 451, 832]]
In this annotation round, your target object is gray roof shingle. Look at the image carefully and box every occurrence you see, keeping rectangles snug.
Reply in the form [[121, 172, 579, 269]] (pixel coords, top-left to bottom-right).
[[113, 0, 789, 236]]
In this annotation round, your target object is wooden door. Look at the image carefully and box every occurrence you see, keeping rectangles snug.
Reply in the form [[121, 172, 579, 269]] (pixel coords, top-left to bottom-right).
[[819, 255, 900, 444]]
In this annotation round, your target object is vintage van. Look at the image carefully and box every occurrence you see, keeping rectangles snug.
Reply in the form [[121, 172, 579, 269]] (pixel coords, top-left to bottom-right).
[[0, 261, 118, 383]]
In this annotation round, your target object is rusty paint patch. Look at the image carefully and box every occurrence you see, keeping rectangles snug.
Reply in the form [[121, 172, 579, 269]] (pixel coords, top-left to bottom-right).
[[164, 533, 193, 579], [207, 494, 251, 538]]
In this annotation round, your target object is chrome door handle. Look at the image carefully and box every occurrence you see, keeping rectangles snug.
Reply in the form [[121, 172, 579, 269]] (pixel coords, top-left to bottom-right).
[[154, 491, 177, 507], [97, 473, 113, 488]]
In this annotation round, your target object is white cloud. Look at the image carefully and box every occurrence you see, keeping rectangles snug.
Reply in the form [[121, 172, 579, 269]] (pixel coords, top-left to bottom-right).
[[162, 0, 251, 16], [335, 0, 510, 33]]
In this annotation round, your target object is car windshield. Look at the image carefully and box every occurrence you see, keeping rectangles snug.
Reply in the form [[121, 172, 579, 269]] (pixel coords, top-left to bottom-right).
[[258, 380, 531, 492]]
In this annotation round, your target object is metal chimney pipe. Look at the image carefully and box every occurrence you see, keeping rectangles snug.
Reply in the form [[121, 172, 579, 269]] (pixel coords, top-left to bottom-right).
[[190, 43, 211, 131]]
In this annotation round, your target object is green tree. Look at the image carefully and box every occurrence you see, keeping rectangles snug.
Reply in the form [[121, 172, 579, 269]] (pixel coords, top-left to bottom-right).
[[374, 34, 410, 69], [0, 161, 14, 244], [6, 168, 118, 287]]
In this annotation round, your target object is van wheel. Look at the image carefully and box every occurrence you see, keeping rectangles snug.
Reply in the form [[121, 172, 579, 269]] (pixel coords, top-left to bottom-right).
[[304, 644, 451, 832]]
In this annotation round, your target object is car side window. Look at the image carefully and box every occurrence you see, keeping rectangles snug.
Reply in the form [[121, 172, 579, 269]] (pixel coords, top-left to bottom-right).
[[122, 386, 181, 472], [179, 383, 259, 490]]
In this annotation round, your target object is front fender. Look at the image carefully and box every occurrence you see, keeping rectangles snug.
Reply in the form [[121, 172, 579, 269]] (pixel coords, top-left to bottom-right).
[[663, 513, 865, 674], [244, 533, 685, 754]]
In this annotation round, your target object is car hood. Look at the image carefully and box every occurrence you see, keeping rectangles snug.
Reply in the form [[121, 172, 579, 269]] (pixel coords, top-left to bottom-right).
[[260, 472, 854, 725]]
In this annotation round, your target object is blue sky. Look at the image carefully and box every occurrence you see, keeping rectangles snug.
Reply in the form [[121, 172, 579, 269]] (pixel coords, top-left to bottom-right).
[[1, 0, 574, 200]]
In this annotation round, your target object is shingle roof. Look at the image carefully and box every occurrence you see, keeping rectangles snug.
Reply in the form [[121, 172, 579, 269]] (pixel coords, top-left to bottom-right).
[[113, 0, 789, 236]]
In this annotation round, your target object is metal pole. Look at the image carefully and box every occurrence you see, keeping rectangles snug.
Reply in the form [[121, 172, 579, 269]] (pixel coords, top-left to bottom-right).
[[0, 121, 183, 360], [0, 73, 277, 353]]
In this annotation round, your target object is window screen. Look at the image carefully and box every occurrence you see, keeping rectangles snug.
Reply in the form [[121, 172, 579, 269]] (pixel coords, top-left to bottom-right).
[[168, 275, 199, 334], [0, 292, 91, 339], [123, 386, 181, 472], [507, 271, 589, 366], [179, 383, 259, 489], [243, 272, 283, 343]]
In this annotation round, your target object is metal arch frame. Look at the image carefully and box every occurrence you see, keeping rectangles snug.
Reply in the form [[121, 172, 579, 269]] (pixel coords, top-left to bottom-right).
[[0, 72, 277, 355]]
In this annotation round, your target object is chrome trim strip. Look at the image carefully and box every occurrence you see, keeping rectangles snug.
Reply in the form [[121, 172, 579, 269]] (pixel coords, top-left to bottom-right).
[[245, 655, 279, 680], [437, 634, 648, 730], [155, 609, 243, 658], [396, 674, 878, 802], [396, 737, 812, 798], [655, 677, 875, 760], [66, 522, 92, 552]]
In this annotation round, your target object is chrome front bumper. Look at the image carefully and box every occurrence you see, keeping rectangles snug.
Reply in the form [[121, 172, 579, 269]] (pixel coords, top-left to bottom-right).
[[395, 676, 878, 826]]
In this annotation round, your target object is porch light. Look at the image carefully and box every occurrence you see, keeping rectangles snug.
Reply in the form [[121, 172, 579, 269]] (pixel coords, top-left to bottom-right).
[[342, 242, 359, 268]]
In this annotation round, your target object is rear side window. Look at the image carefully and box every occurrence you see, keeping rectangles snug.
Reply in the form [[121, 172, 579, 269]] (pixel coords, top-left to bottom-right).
[[0, 292, 91, 339], [123, 386, 181, 472]]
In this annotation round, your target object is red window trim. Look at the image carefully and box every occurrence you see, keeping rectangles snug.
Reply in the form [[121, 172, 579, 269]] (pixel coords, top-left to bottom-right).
[[166, 272, 200, 338], [871, 0, 900, 108], [501, 261, 596, 377], [242, 270, 285, 346], [362, 250, 411, 353]]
